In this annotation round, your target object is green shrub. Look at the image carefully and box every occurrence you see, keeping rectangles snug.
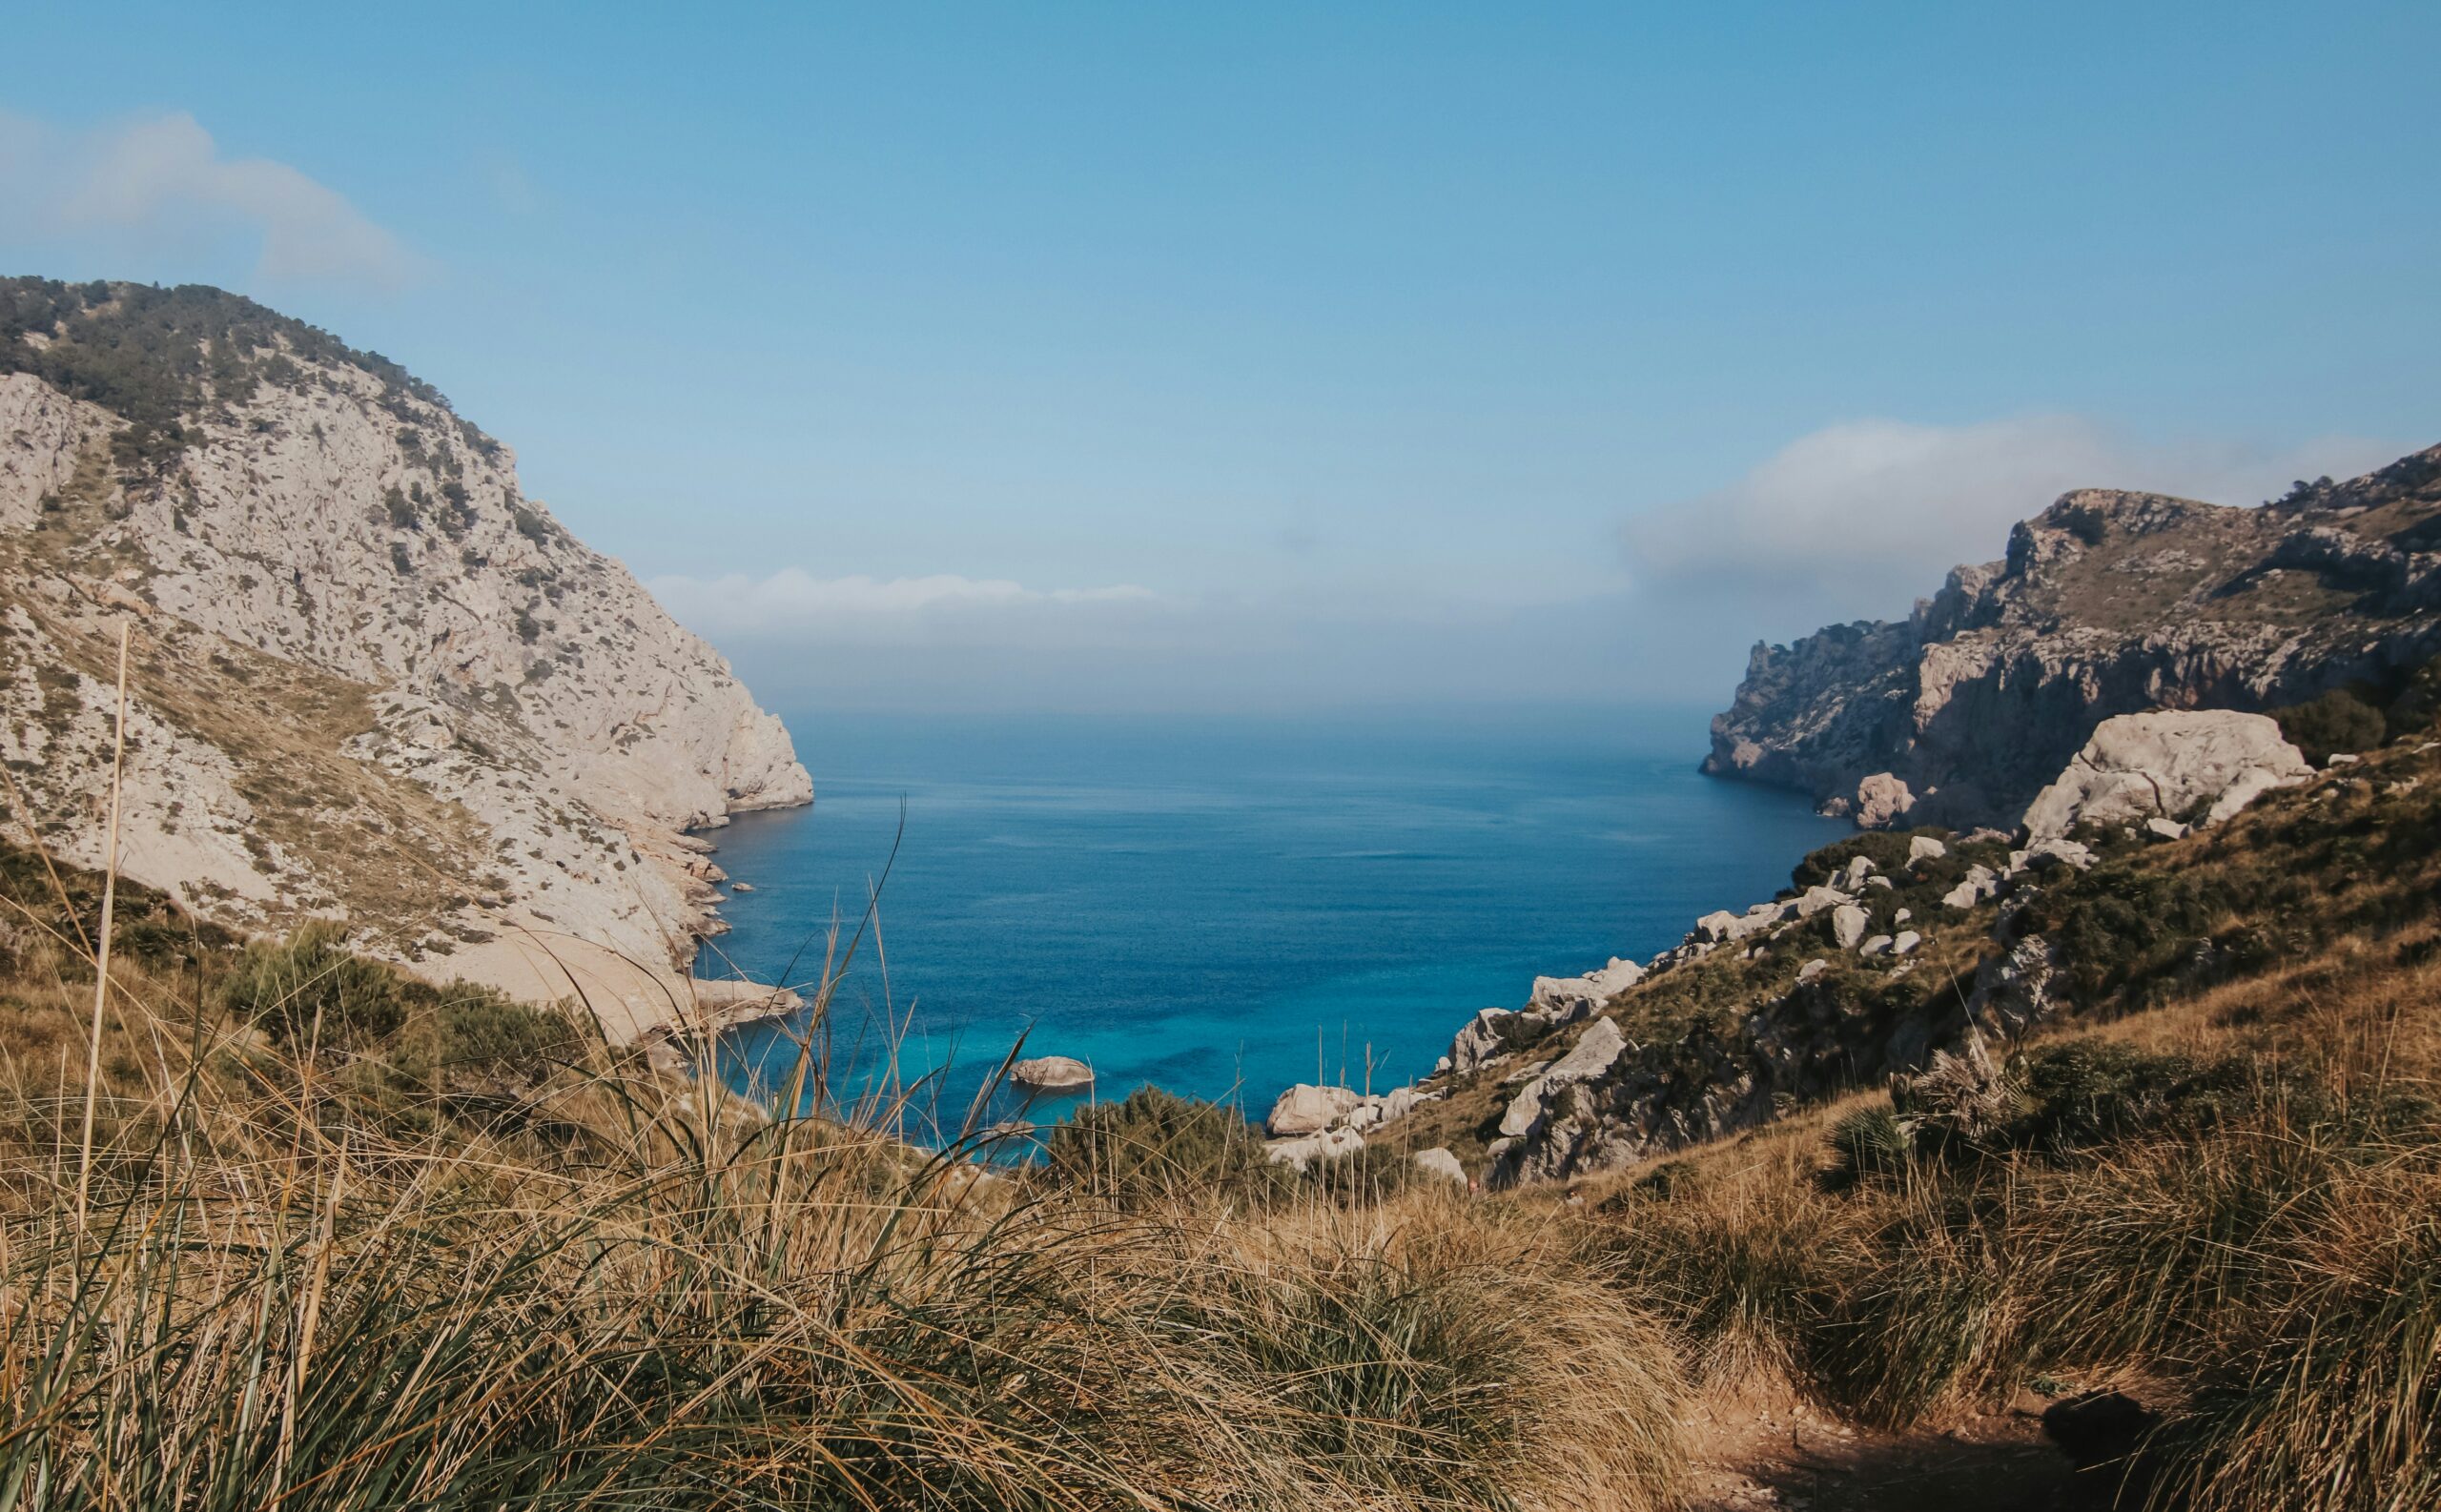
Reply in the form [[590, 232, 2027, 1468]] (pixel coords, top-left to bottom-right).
[[2273, 688, 2387, 764], [217, 922, 421, 1047], [1790, 828, 1949, 892], [1041, 1086, 1283, 1202], [2016, 863, 2232, 1005], [1820, 1103, 1914, 1190], [438, 985, 585, 1084]]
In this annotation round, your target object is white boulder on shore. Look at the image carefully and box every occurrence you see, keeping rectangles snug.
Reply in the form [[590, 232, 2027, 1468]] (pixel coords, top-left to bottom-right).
[[1265, 1083, 1364, 1136], [2021, 711, 2312, 841], [1264, 1127, 1364, 1172], [1528, 956, 1646, 1011]]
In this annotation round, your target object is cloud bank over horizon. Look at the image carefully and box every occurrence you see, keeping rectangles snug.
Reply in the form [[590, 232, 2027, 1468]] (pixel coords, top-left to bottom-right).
[[1621, 416, 2404, 635], [646, 569, 1162, 648], [0, 110, 422, 293], [654, 419, 2417, 715]]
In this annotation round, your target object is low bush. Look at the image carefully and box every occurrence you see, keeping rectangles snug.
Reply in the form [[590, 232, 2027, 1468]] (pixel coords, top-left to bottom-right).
[[216, 920, 420, 1046], [1040, 1085, 1286, 1203], [2274, 688, 2387, 764]]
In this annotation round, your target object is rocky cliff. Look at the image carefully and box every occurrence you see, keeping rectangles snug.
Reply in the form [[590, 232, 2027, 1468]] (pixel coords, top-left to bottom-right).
[[1704, 444, 2441, 827], [0, 278, 810, 1038]]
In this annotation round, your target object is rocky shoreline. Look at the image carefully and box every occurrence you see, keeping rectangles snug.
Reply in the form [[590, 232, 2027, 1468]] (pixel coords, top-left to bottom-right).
[[1262, 442, 2441, 1189], [0, 280, 813, 1044], [1268, 708, 2333, 1188], [1704, 449, 2441, 830]]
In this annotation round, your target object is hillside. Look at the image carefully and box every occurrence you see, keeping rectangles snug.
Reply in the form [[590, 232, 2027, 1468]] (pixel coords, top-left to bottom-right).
[[1703, 445, 2441, 828], [0, 278, 810, 1037], [7, 688, 2432, 1506]]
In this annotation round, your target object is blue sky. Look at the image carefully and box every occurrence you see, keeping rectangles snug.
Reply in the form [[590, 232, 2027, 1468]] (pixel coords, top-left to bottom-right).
[[3, 3, 2435, 711]]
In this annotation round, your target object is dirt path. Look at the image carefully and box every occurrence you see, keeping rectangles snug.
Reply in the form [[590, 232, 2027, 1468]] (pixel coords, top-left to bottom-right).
[[1681, 1381, 2094, 1511]]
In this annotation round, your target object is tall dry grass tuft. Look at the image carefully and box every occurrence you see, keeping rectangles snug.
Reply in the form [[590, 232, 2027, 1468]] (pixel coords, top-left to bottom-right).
[[0, 833, 1690, 1507]]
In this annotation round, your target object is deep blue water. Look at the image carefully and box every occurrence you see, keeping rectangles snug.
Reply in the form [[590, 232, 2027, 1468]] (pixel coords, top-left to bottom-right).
[[702, 706, 1841, 1134]]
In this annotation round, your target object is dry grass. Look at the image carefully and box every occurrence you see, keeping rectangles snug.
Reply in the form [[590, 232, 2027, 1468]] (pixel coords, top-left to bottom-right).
[[0, 830, 1689, 1510], [1568, 752, 2441, 1509]]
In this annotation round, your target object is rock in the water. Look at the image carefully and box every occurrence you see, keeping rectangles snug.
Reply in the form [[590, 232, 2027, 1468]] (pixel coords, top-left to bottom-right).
[[2020, 710, 2314, 840], [1264, 1083, 1363, 1136], [1831, 903, 1870, 951], [1412, 1146, 1467, 1184], [1010, 1055, 1095, 1091], [1855, 772, 1917, 828]]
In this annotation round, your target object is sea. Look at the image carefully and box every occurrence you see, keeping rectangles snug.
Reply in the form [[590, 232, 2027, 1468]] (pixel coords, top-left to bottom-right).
[[701, 705, 1843, 1134]]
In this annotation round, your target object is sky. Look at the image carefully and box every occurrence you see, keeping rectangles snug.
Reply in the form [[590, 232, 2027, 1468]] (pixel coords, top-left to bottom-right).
[[2, 3, 2435, 715]]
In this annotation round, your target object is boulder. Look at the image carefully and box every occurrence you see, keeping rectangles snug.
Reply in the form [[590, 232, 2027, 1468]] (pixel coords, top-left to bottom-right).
[[2020, 710, 2313, 841], [1831, 903, 1870, 951], [1856, 772, 1918, 828], [1444, 1008, 1520, 1076], [1264, 1083, 1363, 1136], [1530, 956, 1645, 1011], [1412, 1146, 1467, 1185], [2021, 838, 2097, 872], [1908, 835, 1948, 866], [1891, 930, 1922, 956], [1841, 854, 1876, 889], [1495, 1018, 1629, 1141], [1861, 934, 1895, 957], [1264, 1126, 1364, 1172], [1797, 958, 1829, 983], [1545, 1016, 1630, 1083], [1794, 884, 1853, 919], [1010, 1055, 1094, 1091], [2144, 817, 2190, 842]]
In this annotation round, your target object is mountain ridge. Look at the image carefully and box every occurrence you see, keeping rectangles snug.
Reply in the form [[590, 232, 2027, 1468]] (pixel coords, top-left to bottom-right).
[[1703, 444, 2441, 828], [0, 276, 810, 1039]]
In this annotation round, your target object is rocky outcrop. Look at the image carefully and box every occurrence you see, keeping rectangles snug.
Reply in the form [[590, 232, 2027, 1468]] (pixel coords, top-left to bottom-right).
[[1412, 702, 2342, 1189], [1012, 1056, 1096, 1091], [0, 279, 810, 1038], [2020, 710, 2312, 840], [1706, 446, 2441, 827]]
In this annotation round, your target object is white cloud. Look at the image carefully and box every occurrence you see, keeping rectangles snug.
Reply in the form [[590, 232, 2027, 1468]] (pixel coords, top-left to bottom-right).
[[1622, 416, 2403, 621], [648, 568, 1161, 645], [0, 110, 422, 291]]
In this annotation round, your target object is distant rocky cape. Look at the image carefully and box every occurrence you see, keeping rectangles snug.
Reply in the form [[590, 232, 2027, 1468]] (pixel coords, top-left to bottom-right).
[[1704, 444, 2441, 828], [0, 278, 810, 1039]]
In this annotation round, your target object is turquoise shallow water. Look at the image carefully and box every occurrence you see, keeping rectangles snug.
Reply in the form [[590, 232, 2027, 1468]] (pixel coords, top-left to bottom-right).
[[703, 707, 1843, 1133]]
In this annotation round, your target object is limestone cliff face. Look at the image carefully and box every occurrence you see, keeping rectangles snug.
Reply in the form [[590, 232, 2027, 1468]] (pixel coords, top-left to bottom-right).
[[1705, 445, 2441, 826], [0, 278, 810, 1038]]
